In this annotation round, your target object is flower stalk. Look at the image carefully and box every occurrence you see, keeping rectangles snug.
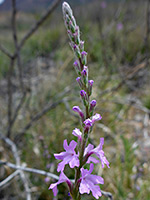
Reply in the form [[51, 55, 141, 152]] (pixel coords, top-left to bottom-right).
[[49, 2, 110, 199]]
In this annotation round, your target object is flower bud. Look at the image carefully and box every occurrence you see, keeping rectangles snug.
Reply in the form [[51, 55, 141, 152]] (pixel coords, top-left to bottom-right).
[[88, 80, 94, 96], [62, 2, 73, 19], [76, 77, 83, 89], [67, 30, 74, 41], [83, 118, 93, 133], [74, 60, 81, 75], [72, 106, 84, 122], [81, 51, 87, 65], [80, 90, 87, 106], [73, 44, 81, 58], [73, 26, 80, 45], [81, 66, 88, 86], [69, 20, 75, 33], [80, 41, 84, 52], [89, 100, 97, 116], [71, 16, 76, 26], [72, 128, 82, 142]]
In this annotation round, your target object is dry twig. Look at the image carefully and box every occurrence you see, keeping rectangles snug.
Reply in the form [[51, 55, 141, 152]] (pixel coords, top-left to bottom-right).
[[0, 134, 31, 200]]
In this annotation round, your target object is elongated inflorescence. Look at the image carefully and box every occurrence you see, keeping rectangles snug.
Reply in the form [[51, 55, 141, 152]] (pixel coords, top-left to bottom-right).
[[49, 2, 110, 199]]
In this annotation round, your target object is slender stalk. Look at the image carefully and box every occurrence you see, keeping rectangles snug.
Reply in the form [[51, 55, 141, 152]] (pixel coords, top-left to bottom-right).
[[7, 58, 15, 138]]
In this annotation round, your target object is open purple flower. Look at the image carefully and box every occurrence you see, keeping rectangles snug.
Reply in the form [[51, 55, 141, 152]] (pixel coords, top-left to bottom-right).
[[84, 113, 102, 129], [84, 118, 93, 129], [92, 113, 102, 123], [49, 171, 72, 196], [54, 139, 79, 172], [84, 138, 110, 168], [79, 163, 104, 199]]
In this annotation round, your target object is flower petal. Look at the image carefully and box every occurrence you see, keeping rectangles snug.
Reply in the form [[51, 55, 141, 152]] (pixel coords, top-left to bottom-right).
[[69, 140, 77, 151], [69, 156, 80, 168], [79, 179, 90, 194]]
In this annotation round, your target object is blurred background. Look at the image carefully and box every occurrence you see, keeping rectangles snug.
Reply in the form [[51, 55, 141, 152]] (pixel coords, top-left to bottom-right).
[[0, 0, 150, 199]]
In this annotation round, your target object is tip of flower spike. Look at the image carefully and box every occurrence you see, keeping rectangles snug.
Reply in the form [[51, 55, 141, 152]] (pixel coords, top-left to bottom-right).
[[62, 2, 72, 15]]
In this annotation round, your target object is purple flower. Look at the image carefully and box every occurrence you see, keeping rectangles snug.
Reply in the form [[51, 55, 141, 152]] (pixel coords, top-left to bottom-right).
[[84, 113, 102, 129], [88, 80, 94, 87], [84, 118, 93, 128], [49, 171, 72, 196], [72, 106, 84, 121], [89, 100, 97, 114], [80, 90, 86, 97], [80, 90, 86, 98], [73, 44, 77, 50], [100, 1, 107, 9], [46, 163, 52, 169], [85, 138, 110, 168], [92, 113, 102, 123], [81, 66, 88, 76], [45, 177, 50, 183], [80, 90, 88, 106], [39, 135, 44, 140], [117, 22, 123, 31], [90, 100, 97, 108], [54, 139, 79, 172], [79, 163, 104, 199], [81, 51, 87, 56], [73, 60, 78, 66], [72, 128, 82, 141]]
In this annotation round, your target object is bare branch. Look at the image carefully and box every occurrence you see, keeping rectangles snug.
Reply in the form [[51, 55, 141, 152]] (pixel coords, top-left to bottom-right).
[[0, 44, 13, 58], [19, 0, 61, 48], [0, 161, 59, 181], [0, 170, 20, 188], [10, 91, 27, 129], [12, 0, 18, 48], [7, 58, 15, 138], [11, 0, 24, 90]]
